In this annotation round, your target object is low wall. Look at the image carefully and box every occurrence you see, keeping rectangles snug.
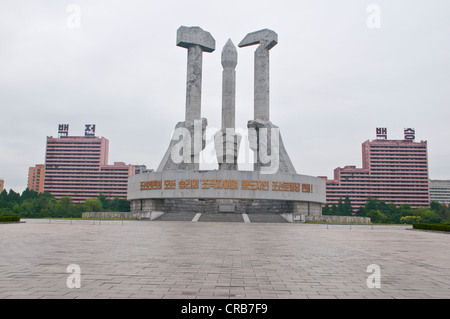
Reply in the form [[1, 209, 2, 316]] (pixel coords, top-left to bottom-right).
[[82, 211, 370, 224], [82, 211, 164, 221], [306, 215, 371, 224], [82, 212, 139, 220]]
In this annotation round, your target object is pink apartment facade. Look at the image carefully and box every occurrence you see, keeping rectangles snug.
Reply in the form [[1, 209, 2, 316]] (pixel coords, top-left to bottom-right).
[[27, 164, 45, 193], [320, 128, 430, 210], [43, 125, 135, 202]]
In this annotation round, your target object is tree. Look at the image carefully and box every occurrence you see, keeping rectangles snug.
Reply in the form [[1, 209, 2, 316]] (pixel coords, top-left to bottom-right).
[[0, 189, 7, 202], [331, 204, 338, 215], [337, 198, 345, 215], [367, 210, 387, 223], [414, 207, 442, 224], [430, 201, 444, 215], [400, 204, 412, 216], [342, 196, 354, 216], [111, 198, 130, 212], [322, 203, 331, 215], [358, 198, 400, 223], [58, 196, 74, 217], [327, 197, 353, 216], [23, 192, 54, 218], [19, 200, 32, 217], [385, 203, 401, 223], [84, 199, 102, 212], [97, 194, 111, 211], [21, 188, 38, 201], [7, 189, 21, 204]]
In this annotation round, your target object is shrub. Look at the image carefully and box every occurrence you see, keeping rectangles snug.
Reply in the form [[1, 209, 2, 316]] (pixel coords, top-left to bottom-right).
[[400, 215, 422, 224], [413, 223, 450, 232], [0, 216, 21, 223], [83, 198, 102, 212]]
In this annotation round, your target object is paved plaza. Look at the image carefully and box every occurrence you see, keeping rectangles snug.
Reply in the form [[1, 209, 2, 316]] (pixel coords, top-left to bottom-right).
[[0, 218, 449, 299]]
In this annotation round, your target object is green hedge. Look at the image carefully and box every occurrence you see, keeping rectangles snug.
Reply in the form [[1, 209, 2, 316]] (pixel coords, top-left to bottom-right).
[[413, 223, 450, 232], [0, 216, 21, 223]]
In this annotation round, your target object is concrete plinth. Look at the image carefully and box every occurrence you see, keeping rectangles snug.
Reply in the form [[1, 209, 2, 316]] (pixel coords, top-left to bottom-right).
[[128, 170, 325, 222]]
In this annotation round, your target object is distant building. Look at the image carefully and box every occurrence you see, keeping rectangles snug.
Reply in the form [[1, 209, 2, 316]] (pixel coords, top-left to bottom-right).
[[430, 180, 450, 204], [320, 128, 430, 210], [134, 165, 154, 174], [0, 179, 4, 193], [27, 164, 45, 193], [43, 124, 135, 202]]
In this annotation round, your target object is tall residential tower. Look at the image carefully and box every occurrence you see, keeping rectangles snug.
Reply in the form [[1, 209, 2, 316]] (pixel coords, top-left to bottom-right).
[[43, 124, 135, 202], [321, 128, 430, 210]]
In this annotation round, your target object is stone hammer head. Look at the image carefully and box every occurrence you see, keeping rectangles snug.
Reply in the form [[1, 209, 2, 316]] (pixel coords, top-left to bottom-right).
[[177, 26, 215, 52], [238, 29, 278, 50]]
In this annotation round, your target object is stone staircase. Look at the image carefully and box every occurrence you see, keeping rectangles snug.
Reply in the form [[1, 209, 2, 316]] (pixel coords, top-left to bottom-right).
[[153, 212, 289, 223]]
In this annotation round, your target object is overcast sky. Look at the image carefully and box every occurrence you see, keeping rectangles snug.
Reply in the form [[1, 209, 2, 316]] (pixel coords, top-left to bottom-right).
[[1, 1, 449, 193]]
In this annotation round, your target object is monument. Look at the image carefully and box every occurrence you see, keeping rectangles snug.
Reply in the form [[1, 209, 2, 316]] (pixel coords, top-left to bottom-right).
[[127, 26, 326, 222]]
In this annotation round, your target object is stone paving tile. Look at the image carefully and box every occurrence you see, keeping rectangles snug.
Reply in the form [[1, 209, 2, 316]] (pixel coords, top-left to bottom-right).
[[0, 219, 449, 299]]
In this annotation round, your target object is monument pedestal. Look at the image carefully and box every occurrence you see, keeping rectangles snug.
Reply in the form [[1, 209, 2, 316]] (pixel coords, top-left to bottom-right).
[[128, 170, 325, 222]]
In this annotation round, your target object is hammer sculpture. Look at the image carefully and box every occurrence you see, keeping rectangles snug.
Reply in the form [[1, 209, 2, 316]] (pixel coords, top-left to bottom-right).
[[157, 26, 215, 171], [177, 26, 215, 123]]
